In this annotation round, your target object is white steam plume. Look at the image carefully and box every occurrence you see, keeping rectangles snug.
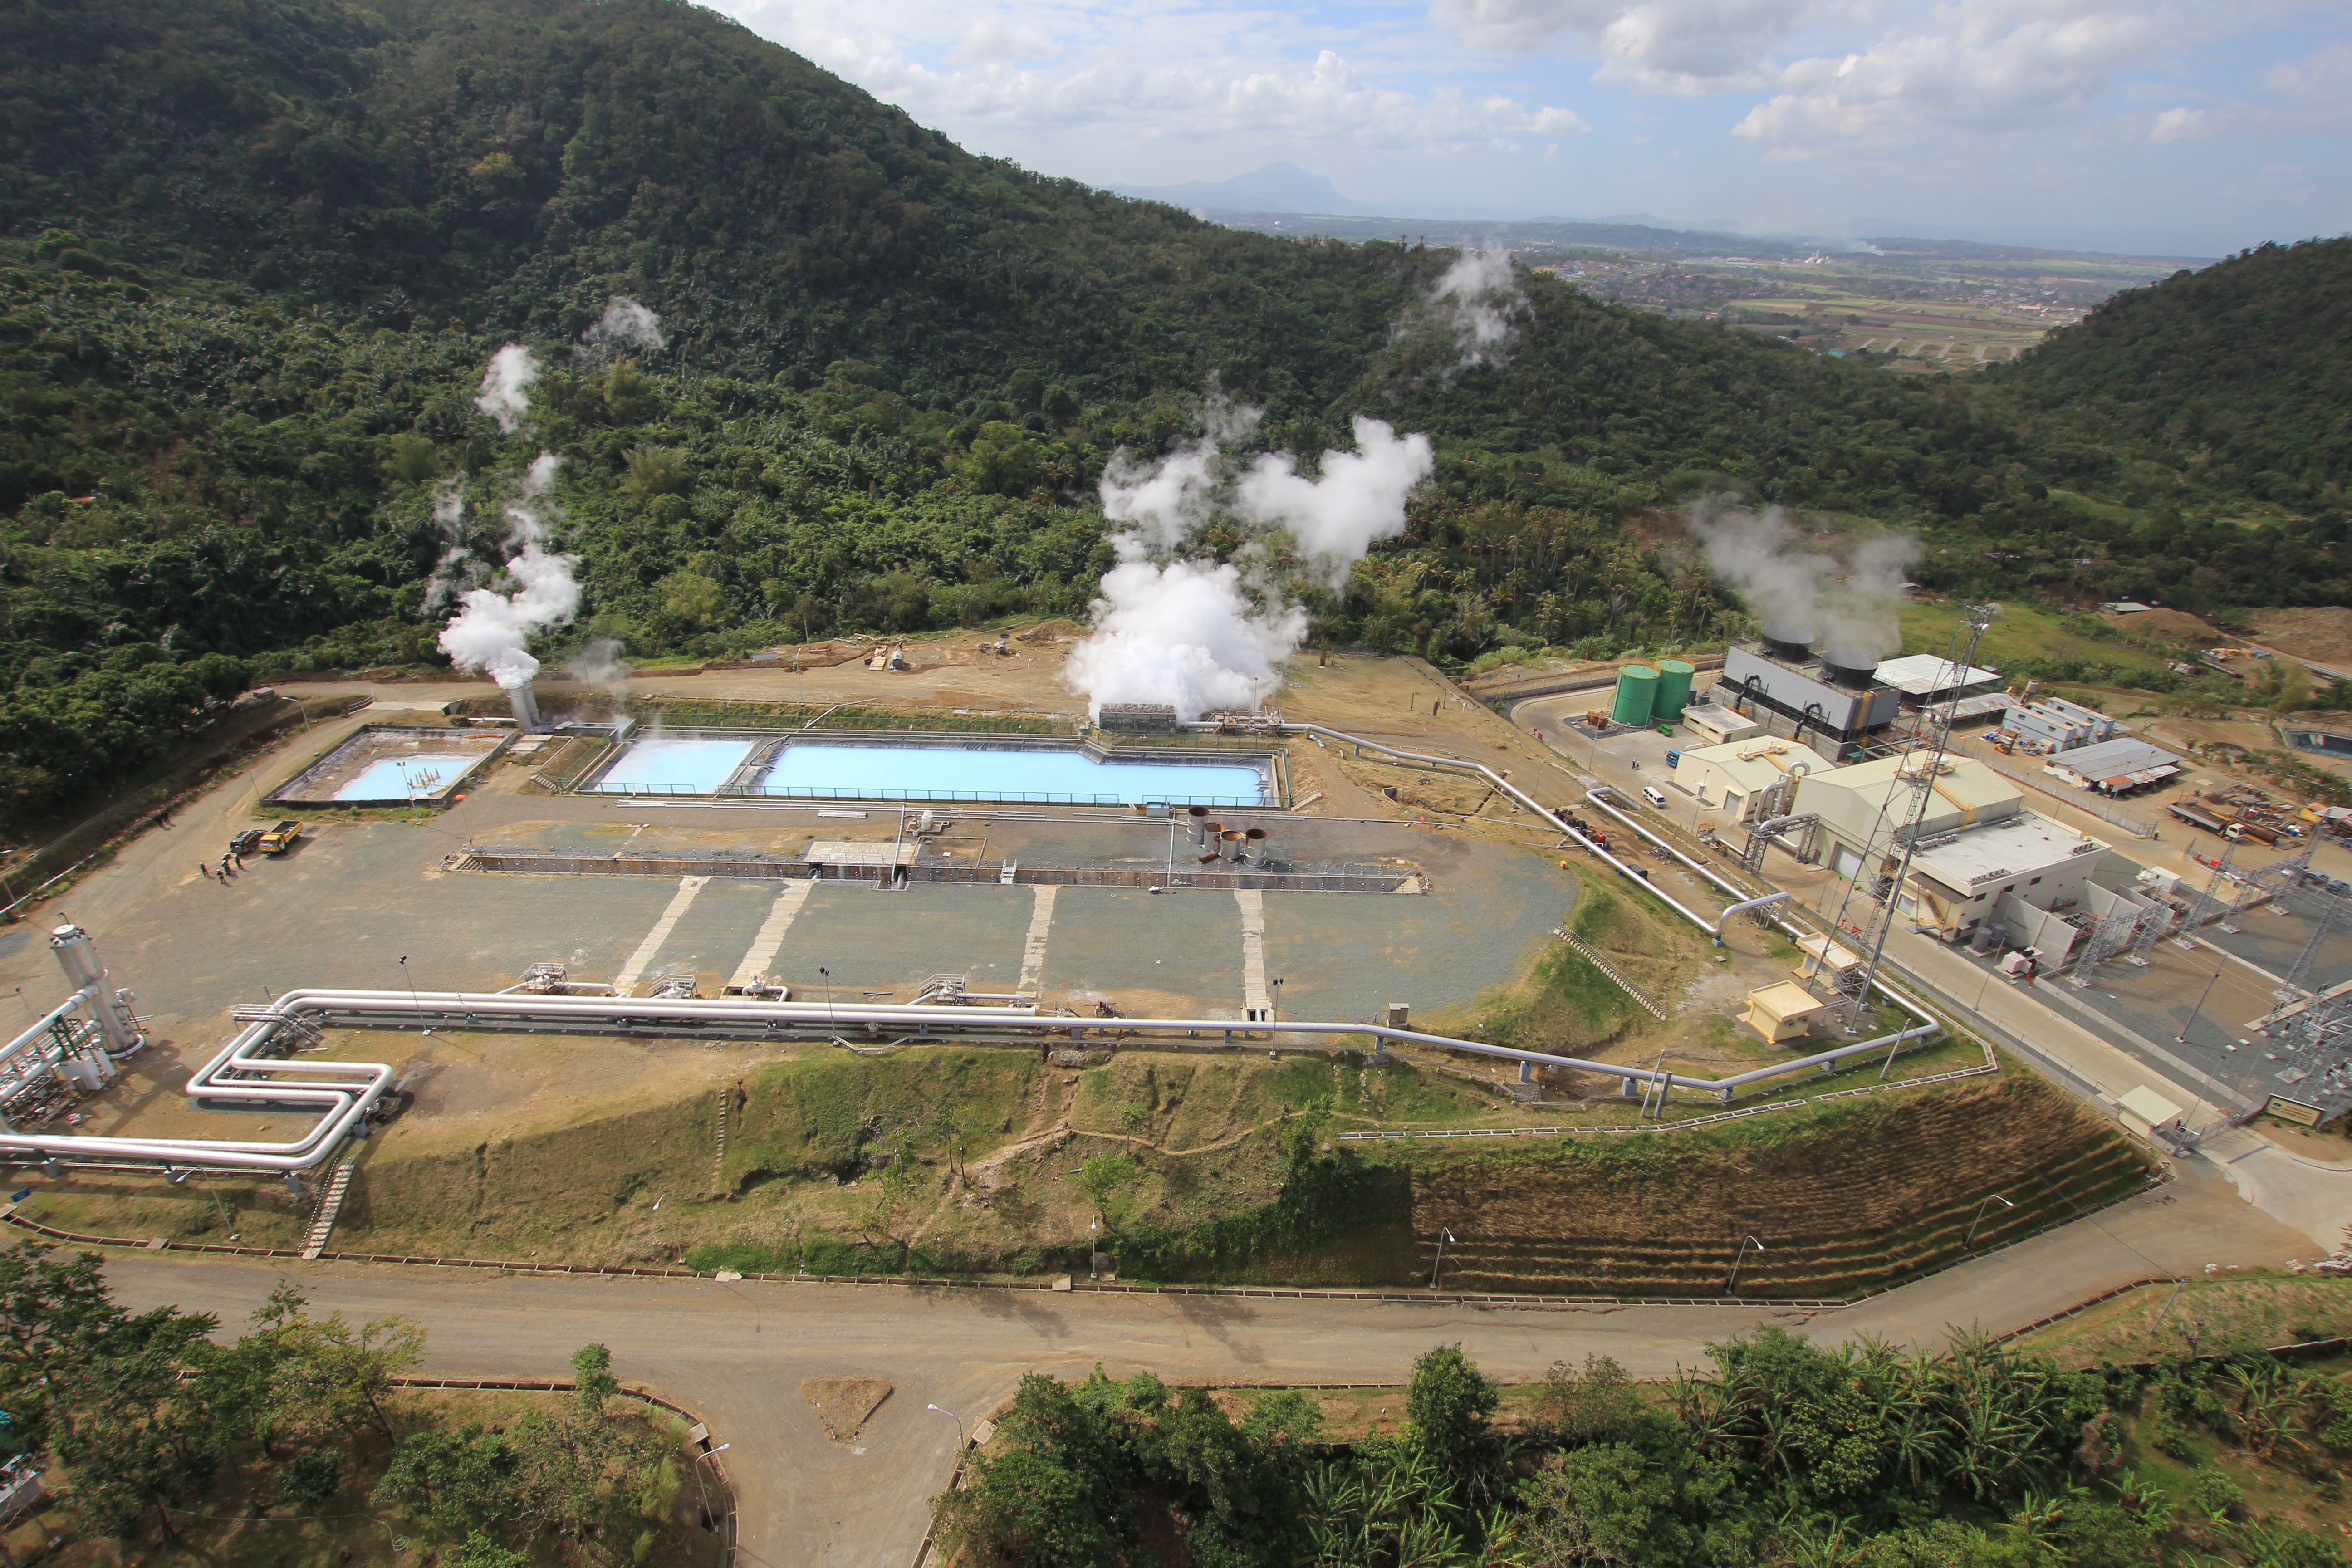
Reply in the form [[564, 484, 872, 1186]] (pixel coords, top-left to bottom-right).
[[438, 453, 578, 691], [1064, 559, 1308, 719], [475, 344, 539, 434], [1424, 249, 1524, 371], [1098, 402, 1257, 554], [1236, 417, 1434, 588], [1068, 405, 1431, 720], [582, 296, 666, 357], [1688, 500, 1917, 663], [419, 480, 471, 613]]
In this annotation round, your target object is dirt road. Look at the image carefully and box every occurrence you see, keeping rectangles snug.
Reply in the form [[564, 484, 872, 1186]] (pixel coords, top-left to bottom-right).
[[93, 1157, 2302, 1568]]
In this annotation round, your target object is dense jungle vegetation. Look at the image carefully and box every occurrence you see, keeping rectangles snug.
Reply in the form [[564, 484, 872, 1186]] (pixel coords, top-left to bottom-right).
[[936, 1334, 2352, 1567], [0, 1245, 698, 1564], [1, 0, 2347, 821]]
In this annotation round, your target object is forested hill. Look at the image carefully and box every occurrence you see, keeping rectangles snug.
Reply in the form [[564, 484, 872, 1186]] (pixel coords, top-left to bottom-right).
[[0, 0, 2347, 823], [1, 0, 1440, 407], [1989, 237, 2352, 512]]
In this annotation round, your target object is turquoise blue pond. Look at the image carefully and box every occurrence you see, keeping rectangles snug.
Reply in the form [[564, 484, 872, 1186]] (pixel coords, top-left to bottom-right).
[[592, 736, 755, 791], [591, 736, 1267, 804], [334, 753, 482, 800]]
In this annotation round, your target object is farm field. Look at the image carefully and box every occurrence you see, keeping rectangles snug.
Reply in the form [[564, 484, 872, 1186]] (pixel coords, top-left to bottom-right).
[[1533, 240, 2201, 370]]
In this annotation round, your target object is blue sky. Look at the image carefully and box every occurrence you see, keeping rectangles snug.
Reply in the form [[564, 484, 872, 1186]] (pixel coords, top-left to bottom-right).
[[704, 0, 2350, 256]]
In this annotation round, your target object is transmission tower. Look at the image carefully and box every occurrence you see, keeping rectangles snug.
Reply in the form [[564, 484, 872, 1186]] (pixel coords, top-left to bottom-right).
[[2121, 886, 2178, 967], [1830, 602, 2002, 1031], [2068, 892, 2157, 989], [2274, 881, 2347, 1004], [2176, 837, 2243, 945]]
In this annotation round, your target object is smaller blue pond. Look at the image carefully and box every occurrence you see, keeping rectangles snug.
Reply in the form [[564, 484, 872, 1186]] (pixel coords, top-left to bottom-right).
[[334, 753, 482, 800]]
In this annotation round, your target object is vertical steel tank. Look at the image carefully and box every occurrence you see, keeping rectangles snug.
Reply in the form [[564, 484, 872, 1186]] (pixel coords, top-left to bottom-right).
[[1609, 665, 1658, 727], [1652, 659, 1695, 724]]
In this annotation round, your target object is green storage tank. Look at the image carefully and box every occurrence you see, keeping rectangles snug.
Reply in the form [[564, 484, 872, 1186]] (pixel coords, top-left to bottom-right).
[[1653, 659, 1696, 724], [1610, 664, 1658, 727]]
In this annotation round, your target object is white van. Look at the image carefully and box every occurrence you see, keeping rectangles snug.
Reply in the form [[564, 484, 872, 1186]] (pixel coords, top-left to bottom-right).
[[1640, 785, 1669, 809]]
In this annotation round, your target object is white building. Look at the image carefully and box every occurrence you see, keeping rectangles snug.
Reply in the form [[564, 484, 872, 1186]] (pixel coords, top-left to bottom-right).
[[1667, 737, 1830, 824], [2000, 695, 2116, 753], [1793, 754, 2021, 881], [1900, 810, 2107, 945], [1790, 752, 2109, 946]]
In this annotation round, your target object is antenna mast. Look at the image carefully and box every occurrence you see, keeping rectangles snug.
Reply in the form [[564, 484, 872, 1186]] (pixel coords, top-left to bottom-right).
[[1833, 602, 2000, 1031]]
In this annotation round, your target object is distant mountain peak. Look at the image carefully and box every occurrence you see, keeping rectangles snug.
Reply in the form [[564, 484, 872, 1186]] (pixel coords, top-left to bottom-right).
[[1113, 161, 1382, 217]]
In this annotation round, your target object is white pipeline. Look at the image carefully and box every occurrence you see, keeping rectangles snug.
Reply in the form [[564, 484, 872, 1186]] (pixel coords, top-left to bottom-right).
[[1289, 725, 1938, 1028]]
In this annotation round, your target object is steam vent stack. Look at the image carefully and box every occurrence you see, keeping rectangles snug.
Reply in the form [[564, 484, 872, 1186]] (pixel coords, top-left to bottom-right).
[[508, 681, 543, 732], [1652, 659, 1695, 724], [1610, 664, 1659, 728]]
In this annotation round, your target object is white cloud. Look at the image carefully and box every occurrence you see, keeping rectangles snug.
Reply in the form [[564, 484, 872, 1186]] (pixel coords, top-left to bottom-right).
[[825, 40, 1581, 148], [956, 15, 1055, 63], [1731, 5, 2174, 149], [2147, 104, 2207, 141], [1430, 0, 1818, 90]]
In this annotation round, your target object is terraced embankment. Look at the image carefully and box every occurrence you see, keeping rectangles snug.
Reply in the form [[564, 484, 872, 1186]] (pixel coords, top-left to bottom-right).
[[1400, 1073, 2154, 1298]]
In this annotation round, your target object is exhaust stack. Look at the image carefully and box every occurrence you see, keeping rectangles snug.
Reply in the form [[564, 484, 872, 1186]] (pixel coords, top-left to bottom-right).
[[506, 681, 542, 732], [50, 924, 135, 1058], [1187, 806, 1210, 845]]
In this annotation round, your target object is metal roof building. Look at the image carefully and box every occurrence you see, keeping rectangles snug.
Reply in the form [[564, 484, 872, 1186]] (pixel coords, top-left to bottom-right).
[[1872, 654, 2003, 700], [2042, 737, 2184, 793]]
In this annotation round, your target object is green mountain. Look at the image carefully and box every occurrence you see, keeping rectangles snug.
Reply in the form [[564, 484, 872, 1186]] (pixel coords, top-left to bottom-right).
[[0, 0, 2346, 823]]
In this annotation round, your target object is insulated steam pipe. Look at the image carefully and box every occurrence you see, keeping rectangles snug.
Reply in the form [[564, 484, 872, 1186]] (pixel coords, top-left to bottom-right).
[[1290, 724, 1938, 1028], [0, 977, 1945, 1172], [1288, 725, 1725, 931], [1577, 786, 1939, 1028]]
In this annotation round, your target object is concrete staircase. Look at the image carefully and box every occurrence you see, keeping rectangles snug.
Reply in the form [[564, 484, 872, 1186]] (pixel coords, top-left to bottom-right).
[[299, 1154, 360, 1259], [1559, 932, 1670, 1020]]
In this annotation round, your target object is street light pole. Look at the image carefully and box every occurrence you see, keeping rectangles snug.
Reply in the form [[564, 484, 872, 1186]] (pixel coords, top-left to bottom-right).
[[1725, 1235, 1765, 1294], [926, 1404, 966, 1446], [819, 965, 835, 1033], [2177, 957, 2229, 1044], [1429, 1226, 1456, 1291], [689, 1442, 731, 1526], [1963, 1193, 2015, 1250]]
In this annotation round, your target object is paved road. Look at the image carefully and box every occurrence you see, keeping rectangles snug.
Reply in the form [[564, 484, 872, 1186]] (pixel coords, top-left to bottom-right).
[[95, 1156, 2305, 1568]]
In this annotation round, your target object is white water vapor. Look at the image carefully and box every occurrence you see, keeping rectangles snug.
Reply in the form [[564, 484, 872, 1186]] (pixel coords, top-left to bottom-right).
[[475, 344, 539, 434], [419, 480, 471, 613], [440, 348, 581, 690], [1423, 249, 1524, 371], [1237, 417, 1436, 588], [1064, 559, 1308, 720], [1688, 500, 1918, 664], [438, 453, 578, 691], [582, 296, 666, 357], [1068, 403, 1433, 720]]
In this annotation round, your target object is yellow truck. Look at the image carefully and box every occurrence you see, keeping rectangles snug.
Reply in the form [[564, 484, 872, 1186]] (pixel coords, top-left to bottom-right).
[[256, 820, 302, 855]]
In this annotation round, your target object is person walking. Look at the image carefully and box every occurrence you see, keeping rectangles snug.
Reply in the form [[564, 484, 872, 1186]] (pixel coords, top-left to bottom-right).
[[198, 862, 211, 880], [232, 850, 244, 870]]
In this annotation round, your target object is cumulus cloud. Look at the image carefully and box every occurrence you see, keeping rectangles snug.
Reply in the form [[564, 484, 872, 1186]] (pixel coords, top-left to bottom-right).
[[1431, 0, 1816, 91], [2148, 105, 2209, 141], [753, 0, 1581, 155], [1731, 5, 2171, 149]]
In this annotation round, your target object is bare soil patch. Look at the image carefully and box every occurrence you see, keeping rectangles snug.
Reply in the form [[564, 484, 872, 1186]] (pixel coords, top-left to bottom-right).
[[802, 1376, 895, 1442], [2100, 606, 2226, 643], [2246, 606, 2352, 667]]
